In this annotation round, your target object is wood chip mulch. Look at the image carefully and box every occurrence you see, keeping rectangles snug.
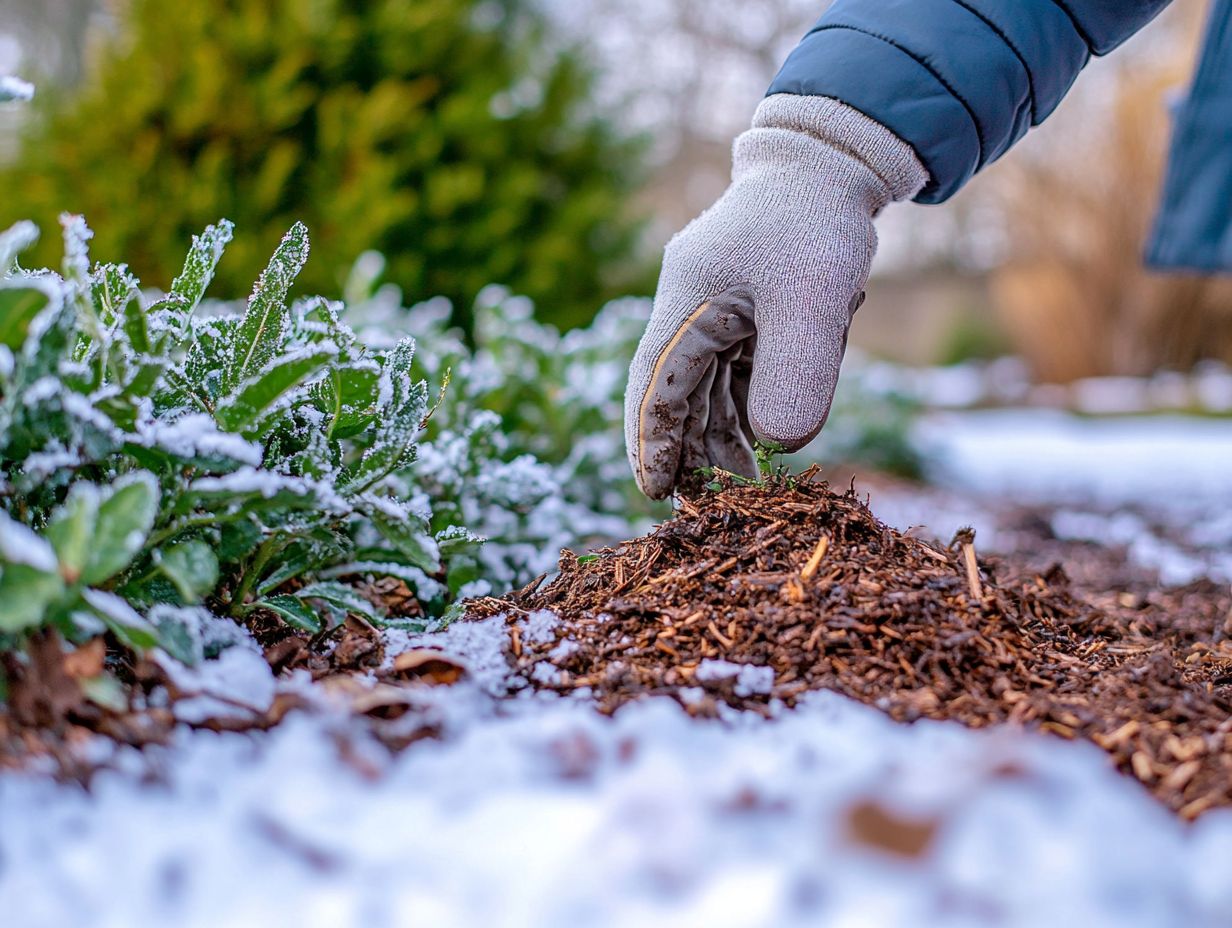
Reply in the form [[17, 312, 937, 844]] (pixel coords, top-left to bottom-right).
[[471, 468, 1232, 820]]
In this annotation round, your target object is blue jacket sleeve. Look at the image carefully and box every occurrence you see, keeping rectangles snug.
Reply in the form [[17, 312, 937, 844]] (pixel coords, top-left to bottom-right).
[[769, 0, 1173, 202]]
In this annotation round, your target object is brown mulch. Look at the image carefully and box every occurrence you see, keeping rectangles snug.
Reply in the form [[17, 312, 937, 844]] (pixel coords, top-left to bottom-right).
[[472, 468, 1232, 820], [1, 598, 458, 777]]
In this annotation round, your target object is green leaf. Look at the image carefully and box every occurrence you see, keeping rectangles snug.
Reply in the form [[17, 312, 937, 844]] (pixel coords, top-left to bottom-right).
[[0, 282, 52, 349], [181, 471, 334, 518], [80, 673, 129, 712], [218, 519, 264, 563], [294, 581, 381, 621], [44, 484, 100, 584], [83, 473, 159, 586], [437, 600, 469, 628], [255, 531, 347, 596], [225, 222, 309, 391], [151, 606, 204, 665], [436, 525, 484, 554], [80, 589, 159, 651], [310, 362, 380, 439], [155, 540, 219, 602], [340, 339, 428, 493], [122, 294, 151, 355], [119, 354, 167, 397], [0, 564, 64, 632], [60, 214, 94, 287], [215, 343, 337, 432], [170, 220, 234, 312], [90, 263, 140, 330], [369, 507, 439, 572], [182, 317, 236, 400], [252, 594, 322, 633], [15, 291, 74, 386]]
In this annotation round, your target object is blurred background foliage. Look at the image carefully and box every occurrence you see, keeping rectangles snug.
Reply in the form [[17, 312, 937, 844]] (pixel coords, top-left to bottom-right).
[[0, 0, 646, 331], [1, 0, 1228, 376]]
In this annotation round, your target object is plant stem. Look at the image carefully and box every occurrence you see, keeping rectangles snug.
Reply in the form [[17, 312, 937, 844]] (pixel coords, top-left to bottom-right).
[[144, 512, 225, 550], [229, 534, 283, 616]]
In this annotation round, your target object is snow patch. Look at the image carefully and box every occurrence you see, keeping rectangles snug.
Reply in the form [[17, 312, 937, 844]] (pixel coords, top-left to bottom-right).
[[0, 74, 34, 102], [695, 659, 776, 697]]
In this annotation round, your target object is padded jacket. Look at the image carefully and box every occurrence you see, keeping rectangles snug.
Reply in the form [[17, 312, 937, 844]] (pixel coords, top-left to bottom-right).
[[769, 0, 1232, 270]]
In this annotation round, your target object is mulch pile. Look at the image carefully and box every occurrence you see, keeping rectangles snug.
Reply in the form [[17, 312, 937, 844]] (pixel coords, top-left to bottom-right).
[[473, 468, 1232, 819]]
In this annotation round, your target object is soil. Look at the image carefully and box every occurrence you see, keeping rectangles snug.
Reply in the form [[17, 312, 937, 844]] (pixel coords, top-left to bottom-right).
[[472, 468, 1232, 820]]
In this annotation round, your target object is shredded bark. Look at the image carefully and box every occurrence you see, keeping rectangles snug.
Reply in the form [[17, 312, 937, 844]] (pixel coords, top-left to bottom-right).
[[472, 468, 1232, 820]]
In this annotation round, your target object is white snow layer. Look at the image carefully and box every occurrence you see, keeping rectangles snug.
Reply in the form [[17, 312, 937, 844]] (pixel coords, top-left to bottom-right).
[[4, 618, 1232, 928], [920, 410, 1232, 505], [0, 75, 34, 102]]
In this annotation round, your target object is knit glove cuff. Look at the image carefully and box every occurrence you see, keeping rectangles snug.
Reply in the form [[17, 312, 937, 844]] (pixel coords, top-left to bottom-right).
[[746, 94, 927, 204]]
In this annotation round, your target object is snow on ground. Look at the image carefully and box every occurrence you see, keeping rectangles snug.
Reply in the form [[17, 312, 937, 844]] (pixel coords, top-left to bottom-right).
[[6, 648, 1232, 928], [3, 409, 1232, 928], [908, 410, 1232, 583], [919, 410, 1232, 506]]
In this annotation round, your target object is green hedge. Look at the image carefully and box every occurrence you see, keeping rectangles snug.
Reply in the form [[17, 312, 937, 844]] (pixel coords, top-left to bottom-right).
[[1, 0, 644, 329]]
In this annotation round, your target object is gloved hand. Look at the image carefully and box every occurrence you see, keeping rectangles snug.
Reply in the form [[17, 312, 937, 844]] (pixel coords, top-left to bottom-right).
[[624, 94, 927, 499]]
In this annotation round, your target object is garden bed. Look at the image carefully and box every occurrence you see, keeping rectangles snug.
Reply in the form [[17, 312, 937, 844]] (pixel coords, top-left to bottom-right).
[[475, 469, 1232, 819]]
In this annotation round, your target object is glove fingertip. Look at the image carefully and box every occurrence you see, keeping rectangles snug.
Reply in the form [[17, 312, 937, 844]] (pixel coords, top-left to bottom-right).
[[747, 398, 831, 453]]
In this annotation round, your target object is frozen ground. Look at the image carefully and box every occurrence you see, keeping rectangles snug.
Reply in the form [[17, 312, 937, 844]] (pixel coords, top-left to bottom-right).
[[3, 409, 1232, 928]]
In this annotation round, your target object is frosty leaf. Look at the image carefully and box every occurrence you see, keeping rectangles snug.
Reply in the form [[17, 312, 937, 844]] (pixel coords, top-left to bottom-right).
[[294, 581, 381, 621], [436, 524, 485, 554], [0, 564, 64, 633], [0, 511, 59, 572], [44, 483, 100, 583], [368, 615, 429, 633], [136, 413, 263, 471], [90, 264, 140, 331], [0, 508, 65, 631], [310, 361, 380, 439], [183, 468, 347, 516], [154, 539, 218, 603], [0, 283, 51, 350], [118, 354, 166, 397], [218, 519, 264, 563], [290, 296, 354, 354], [183, 316, 236, 403], [0, 220, 39, 271], [150, 604, 208, 665], [215, 342, 337, 432], [340, 338, 428, 493], [368, 506, 440, 572], [225, 222, 309, 391], [16, 291, 74, 387], [80, 589, 159, 651], [255, 532, 348, 596], [145, 293, 191, 351], [80, 672, 129, 712], [170, 220, 234, 312], [59, 214, 94, 287], [84, 473, 159, 585], [252, 594, 322, 633], [122, 291, 151, 355]]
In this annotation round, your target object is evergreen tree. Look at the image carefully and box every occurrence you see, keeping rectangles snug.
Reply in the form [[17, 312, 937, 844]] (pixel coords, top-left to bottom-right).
[[1, 0, 644, 328]]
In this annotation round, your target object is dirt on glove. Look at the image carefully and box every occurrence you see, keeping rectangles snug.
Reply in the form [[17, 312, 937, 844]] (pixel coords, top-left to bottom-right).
[[472, 467, 1232, 820]]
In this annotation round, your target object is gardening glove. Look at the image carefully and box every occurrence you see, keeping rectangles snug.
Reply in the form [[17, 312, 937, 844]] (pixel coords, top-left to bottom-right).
[[625, 94, 927, 499]]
